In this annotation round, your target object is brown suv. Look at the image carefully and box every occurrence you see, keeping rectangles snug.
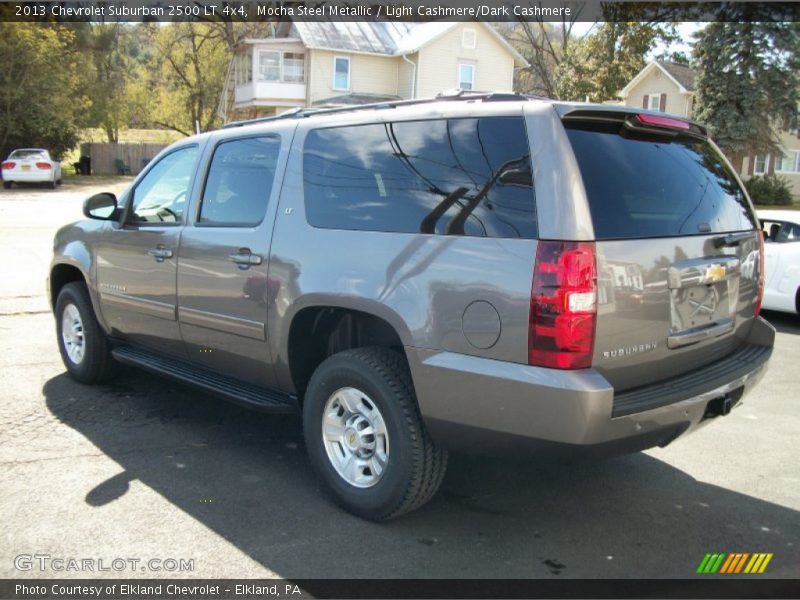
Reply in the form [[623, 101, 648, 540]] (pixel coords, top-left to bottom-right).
[[49, 93, 774, 519]]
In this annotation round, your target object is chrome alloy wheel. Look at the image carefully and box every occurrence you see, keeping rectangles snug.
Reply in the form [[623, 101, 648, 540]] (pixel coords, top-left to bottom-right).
[[322, 387, 389, 488], [61, 303, 85, 365]]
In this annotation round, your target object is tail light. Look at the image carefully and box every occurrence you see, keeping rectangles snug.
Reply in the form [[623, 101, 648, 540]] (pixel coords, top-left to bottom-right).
[[755, 231, 765, 317], [529, 241, 597, 370], [636, 113, 691, 130], [35, 162, 52, 170], [1, 161, 15, 169]]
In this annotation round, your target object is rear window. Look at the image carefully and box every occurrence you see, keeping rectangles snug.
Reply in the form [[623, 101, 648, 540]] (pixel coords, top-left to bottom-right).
[[565, 122, 757, 240], [303, 117, 537, 238], [10, 150, 46, 160]]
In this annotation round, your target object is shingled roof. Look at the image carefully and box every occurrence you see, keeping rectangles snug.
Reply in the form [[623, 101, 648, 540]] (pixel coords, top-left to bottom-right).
[[656, 60, 696, 92]]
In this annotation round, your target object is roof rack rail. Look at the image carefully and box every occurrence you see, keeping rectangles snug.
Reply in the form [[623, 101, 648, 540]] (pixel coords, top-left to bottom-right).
[[222, 90, 541, 129]]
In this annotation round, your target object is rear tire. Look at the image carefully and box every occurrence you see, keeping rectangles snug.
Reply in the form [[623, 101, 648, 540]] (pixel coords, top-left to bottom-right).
[[3, 181, 11, 190], [303, 347, 447, 520], [55, 282, 116, 383]]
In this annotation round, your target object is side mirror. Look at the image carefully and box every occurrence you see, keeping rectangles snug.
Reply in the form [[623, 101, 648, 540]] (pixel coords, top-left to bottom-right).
[[83, 192, 118, 220]]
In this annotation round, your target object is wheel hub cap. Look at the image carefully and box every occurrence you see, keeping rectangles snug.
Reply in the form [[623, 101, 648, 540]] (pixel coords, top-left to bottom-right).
[[322, 387, 389, 488], [61, 303, 85, 365]]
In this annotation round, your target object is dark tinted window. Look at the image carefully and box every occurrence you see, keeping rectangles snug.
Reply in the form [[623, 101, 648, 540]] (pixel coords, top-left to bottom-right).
[[565, 124, 757, 240], [303, 118, 536, 238], [200, 136, 280, 226]]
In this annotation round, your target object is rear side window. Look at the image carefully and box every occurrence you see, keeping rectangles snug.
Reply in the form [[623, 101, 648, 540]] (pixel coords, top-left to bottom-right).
[[199, 135, 280, 226], [303, 117, 536, 238], [565, 123, 757, 239]]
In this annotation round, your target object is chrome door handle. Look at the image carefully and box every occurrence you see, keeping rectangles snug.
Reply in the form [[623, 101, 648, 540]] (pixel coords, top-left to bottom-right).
[[228, 250, 262, 269], [147, 247, 173, 262]]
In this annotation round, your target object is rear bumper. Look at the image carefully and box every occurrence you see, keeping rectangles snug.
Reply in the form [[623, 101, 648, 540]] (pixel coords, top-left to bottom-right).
[[3, 170, 54, 182], [408, 317, 774, 456]]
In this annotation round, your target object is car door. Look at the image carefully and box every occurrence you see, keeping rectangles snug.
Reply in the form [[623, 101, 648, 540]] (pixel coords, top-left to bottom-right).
[[177, 133, 287, 388], [95, 144, 200, 358]]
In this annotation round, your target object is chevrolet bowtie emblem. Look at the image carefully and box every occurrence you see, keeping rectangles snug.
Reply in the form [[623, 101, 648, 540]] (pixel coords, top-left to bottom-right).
[[705, 264, 726, 283]]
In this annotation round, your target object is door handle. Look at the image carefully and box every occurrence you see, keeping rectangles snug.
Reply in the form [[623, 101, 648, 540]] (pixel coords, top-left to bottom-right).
[[147, 246, 173, 262], [228, 249, 263, 269]]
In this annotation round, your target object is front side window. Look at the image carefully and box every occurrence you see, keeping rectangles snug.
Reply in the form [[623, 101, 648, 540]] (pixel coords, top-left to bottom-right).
[[303, 117, 537, 239], [334, 57, 350, 90], [459, 64, 474, 90], [199, 136, 280, 227], [130, 146, 199, 224]]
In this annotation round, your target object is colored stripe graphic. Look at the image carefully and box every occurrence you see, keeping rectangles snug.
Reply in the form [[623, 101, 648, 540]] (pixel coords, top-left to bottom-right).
[[697, 552, 772, 574], [697, 554, 712, 574], [719, 554, 736, 574], [758, 554, 773, 573], [734, 553, 750, 573]]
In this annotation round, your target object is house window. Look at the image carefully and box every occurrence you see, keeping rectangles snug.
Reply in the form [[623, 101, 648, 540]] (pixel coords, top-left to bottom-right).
[[333, 56, 350, 90], [776, 150, 799, 173], [258, 51, 281, 81], [462, 29, 476, 49], [459, 64, 474, 91], [257, 50, 305, 83], [235, 52, 252, 85], [282, 52, 305, 83], [753, 155, 768, 175], [648, 94, 662, 111]]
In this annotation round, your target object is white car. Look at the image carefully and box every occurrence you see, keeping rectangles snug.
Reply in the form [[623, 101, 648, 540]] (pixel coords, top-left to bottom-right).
[[758, 209, 800, 315], [1, 148, 62, 189]]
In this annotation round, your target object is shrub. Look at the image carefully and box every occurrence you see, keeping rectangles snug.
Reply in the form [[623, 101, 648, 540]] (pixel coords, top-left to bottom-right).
[[745, 174, 794, 206]]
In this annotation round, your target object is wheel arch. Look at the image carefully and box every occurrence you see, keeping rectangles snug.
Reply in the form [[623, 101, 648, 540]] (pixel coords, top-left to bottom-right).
[[284, 302, 411, 401]]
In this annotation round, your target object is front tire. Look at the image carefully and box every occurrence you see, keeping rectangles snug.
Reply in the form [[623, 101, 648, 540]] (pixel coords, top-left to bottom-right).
[[303, 347, 447, 520], [3, 181, 11, 189], [55, 282, 115, 383]]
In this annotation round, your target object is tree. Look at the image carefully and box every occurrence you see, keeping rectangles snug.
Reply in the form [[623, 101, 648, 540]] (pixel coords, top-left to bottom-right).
[[505, 11, 676, 102], [149, 23, 229, 136], [81, 24, 153, 143], [0, 23, 88, 159], [693, 21, 800, 167], [501, 11, 587, 99]]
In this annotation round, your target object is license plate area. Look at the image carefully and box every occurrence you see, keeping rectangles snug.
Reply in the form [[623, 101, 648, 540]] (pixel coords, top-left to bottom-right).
[[667, 258, 740, 349], [21, 164, 30, 171]]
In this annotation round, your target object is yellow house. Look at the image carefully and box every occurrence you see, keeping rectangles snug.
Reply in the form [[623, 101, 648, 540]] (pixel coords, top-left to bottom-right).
[[619, 60, 800, 201], [218, 21, 527, 122]]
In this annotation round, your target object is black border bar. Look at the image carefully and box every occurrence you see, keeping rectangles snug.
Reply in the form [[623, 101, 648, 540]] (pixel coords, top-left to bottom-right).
[[1, 1, 800, 23], [2, 579, 800, 599]]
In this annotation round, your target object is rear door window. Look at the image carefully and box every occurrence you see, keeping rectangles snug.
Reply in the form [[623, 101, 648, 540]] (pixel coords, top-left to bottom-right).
[[302, 117, 536, 239], [565, 122, 757, 240], [199, 136, 280, 227]]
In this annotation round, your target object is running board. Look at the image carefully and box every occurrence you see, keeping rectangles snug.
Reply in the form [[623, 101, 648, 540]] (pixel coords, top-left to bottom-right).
[[112, 345, 298, 414]]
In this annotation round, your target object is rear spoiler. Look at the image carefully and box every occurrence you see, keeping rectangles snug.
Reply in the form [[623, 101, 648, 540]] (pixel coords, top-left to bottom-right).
[[558, 106, 708, 139]]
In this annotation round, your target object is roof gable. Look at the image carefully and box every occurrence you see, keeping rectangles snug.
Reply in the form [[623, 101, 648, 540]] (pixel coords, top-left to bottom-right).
[[620, 60, 697, 97], [282, 21, 527, 66]]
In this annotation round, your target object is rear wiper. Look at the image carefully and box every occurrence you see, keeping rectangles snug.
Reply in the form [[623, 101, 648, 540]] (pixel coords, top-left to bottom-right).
[[712, 231, 754, 248]]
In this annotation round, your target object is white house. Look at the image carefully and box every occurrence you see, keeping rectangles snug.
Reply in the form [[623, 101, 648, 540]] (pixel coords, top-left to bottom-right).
[[218, 21, 528, 122]]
